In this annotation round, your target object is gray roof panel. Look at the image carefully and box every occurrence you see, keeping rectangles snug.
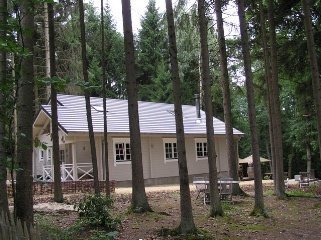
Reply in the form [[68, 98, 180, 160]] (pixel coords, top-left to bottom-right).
[[40, 94, 243, 135]]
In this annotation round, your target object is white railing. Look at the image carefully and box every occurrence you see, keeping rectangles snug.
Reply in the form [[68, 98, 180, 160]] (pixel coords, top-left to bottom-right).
[[41, 163, 93, 182], [61, 164, 74, 181]]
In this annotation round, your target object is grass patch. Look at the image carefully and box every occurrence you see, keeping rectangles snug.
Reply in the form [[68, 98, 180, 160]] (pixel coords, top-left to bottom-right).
[[286, 189, 315, 198], [35, 214, 72, 240], [159, 227, 212, 239], [264, 189, 275, 196]]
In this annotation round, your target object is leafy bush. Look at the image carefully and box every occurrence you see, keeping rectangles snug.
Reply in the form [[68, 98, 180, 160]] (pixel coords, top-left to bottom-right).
[[75, 195, 120, 230]]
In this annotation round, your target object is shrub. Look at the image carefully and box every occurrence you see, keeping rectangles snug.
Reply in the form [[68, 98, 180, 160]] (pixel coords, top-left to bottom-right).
[[75, 195, 120, 230]]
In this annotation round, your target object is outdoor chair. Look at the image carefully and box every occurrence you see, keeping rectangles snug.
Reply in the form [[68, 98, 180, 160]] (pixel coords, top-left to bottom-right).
[[193, 176, 207, 200], [299, 172, 310, 188], [218, 178, 233, 201]]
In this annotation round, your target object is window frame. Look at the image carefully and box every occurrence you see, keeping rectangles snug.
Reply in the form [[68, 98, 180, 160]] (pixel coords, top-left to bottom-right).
[[195, 138, 208, 161], [163, 138, 178, 163], [113, 138, 131, 166], [39, 149, 44, 162], [47, 147, 52, 161]]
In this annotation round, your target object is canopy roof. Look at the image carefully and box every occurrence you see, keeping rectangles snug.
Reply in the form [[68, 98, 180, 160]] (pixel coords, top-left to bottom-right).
[[239, 155, 270, 164]]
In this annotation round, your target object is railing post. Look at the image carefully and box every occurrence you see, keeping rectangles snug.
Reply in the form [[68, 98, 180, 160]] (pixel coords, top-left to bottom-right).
[[72, 143, 78, 181], [61, 163, 65, 181]]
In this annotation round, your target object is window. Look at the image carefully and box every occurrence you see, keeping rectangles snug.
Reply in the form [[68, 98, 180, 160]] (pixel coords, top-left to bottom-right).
[[47, 147, 52, 161], [59, 150, 65, 163], [195, 139, 208, 160], [113, 138, 131, 165], [39, 149, 44, 162], [163, 139, 178, 162]]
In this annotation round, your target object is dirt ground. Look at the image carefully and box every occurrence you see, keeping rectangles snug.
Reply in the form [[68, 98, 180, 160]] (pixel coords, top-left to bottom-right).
[[33, 180, 321, 240]]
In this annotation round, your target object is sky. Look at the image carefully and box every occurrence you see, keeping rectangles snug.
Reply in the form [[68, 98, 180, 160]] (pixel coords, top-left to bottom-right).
[[91, 0, 239, 36], [92, 0, 167, 33]]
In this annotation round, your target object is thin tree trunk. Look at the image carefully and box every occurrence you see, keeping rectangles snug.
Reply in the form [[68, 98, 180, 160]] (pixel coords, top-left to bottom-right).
[[48, 2, 63, 203], [44, 3, 51, 98], [79, 0, 100, 195], [0, 0, 9, 217], [101, 0, 110, 196], [259, 1, 275, 182], [301, 0, 321, 163], [15, 0, 35, 224], [287, 154, 292, 178], [214, 0, 243, 195], [121, 0, 151, 212], [198, 0, 223, 217], [237, 0, 266, 216], [267, 0, 285, 198], [165, 0, 196, 233]]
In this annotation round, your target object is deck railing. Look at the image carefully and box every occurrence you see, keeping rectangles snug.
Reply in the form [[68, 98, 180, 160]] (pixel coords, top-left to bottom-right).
[[42, 163, 93, 182]]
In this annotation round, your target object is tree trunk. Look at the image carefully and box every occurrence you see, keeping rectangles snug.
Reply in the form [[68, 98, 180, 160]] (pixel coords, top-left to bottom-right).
[[165, 0, 196, 233], [101, 0, 110, 196], [79, 0, 100, 195], [48, 2, 63, 203], [198, 0, 223, 217], [214, 0, 243, 195], [259, 1, 275, 182], [237, 0, 266, 216], [15, 0, 35, 224], [267, 0, 285, 198], [0, 0, 9, 217], [121, 0, 151, 212], [44, 3, 51, 98], [301, 0, 321, 163]]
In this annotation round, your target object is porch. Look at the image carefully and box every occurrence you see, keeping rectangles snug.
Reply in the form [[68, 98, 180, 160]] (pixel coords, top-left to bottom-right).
[[40, 163, 94, 182]]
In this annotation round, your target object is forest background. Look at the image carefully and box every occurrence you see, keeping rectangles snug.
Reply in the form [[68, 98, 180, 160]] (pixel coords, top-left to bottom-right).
[[24, 0, 319, 177]]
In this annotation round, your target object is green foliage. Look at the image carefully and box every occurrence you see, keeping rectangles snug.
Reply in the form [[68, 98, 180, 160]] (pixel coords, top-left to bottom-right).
[[159, 227, 212, 239], [88, 230, 119, 240], [285, 184, 321, 198], [34, 137, 48, 150], [75, 195, 120, 230], [35, 214, 72, 240]]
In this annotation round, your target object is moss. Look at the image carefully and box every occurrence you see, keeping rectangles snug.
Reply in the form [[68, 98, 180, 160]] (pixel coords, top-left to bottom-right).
[[158, 227, 212, 239], [250, 207, 269, 218]]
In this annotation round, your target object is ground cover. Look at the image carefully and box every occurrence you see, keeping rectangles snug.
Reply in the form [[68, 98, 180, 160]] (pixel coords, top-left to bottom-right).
[[31, 181, 321, 240]]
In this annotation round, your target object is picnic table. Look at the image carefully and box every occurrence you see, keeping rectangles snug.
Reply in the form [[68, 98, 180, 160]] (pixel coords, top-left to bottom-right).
[[193, 178, 240, 204]]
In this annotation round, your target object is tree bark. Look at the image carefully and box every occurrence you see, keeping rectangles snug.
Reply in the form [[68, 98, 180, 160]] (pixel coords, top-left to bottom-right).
[[0, 0, 9, 217], [101, 0, 110, 196], [79, 0, 100, 195], [301, 0, 321, 163], [198, 0, 223, 217], [214, 0, 243, 195], [267, 0, 285, 198], [165, 0, 196, 233], [44, 3, 51, 98], [121, 0, 151, 212], [237, 0, 266, 216], [259, 1, 275, 182], [48, 2, 63, 203], [15, 0, 34, 224]]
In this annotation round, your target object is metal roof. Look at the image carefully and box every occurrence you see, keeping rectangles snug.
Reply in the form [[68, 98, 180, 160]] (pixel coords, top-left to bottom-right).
[[38, 94, 243, 135]]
